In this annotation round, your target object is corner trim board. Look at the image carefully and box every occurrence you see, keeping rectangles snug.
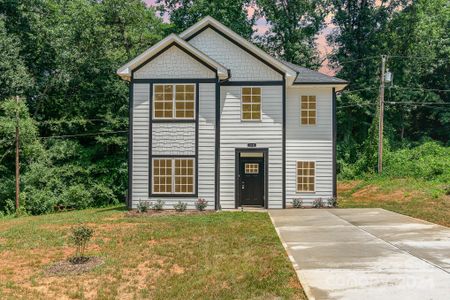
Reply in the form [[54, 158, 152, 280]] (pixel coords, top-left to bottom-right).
[[332, 87, 337, 199], [128, 82, 133, 209], [214, 80, 220, 210], [282, 77, 286, 208]]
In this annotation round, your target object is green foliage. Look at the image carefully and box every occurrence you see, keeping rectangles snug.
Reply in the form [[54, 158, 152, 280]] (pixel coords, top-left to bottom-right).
[[255, 0, 326, 68], [340, 141, 450, 182], [157, 0, 256, 38], [173, 201, 187, 212], [152, 199, 165, 211], [195, 198, 208, 211], [137, 201, 151, 213], [292, 198, 303, 208], [70, 224, 94, 261]]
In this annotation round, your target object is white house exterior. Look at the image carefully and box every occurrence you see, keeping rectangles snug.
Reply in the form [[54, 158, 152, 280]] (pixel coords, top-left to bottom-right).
[[117, 16, 347, 210]]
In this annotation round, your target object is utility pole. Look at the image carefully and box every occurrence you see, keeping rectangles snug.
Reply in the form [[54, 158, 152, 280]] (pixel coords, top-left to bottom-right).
[[15, 96, 20, 212], [378, 55, 386, 174]]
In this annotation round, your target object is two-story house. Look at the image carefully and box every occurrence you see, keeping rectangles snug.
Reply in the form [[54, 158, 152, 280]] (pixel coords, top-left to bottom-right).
[[117, 16, 347, 210]]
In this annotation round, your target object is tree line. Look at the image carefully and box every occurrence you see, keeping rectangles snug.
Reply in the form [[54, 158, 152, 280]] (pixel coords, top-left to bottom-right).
[[0, 0, 448, 215]]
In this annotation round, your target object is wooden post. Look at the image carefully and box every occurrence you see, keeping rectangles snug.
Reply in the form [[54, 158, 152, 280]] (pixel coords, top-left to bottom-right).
[[378, 55, 386, 174], [15, 96, 20, 212]]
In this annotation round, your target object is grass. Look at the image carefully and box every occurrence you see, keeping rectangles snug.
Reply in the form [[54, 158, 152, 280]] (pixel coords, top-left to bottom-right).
[[338, 177, 450, 227], [0, 207, 305, 300]]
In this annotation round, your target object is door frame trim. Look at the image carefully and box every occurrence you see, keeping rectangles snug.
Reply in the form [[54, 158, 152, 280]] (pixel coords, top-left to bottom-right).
[[235, 148, 269, 209]]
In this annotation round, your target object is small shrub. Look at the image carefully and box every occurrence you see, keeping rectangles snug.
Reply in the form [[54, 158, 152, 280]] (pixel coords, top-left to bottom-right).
[[137, 201, 151, 213], [152, 199, 165, 211], [173, 201, 187, 212], [312, 197, 324, 208], [292, 198, 303, 208], [69, 225, 94, 264], [195, 198, 208, 211], [327, 197, 337, 208]]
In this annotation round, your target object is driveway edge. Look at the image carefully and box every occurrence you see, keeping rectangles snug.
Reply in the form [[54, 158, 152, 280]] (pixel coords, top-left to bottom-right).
[[268, 212, 315, 300]]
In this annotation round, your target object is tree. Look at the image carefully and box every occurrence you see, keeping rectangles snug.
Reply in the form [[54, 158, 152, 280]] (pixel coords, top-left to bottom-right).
[[0, 17, 31, 100], [157, 0, 256, 39], [256, 0, 327, 68]]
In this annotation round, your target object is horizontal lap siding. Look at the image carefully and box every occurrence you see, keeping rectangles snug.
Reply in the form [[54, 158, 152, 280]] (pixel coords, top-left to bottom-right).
[[286, 87, 333, 206], [131, 83, 150, 207], [146, 83, 216, 209], [220, 86, 283, 209]]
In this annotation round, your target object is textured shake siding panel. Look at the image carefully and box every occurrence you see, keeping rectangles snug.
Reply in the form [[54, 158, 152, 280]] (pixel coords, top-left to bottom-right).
[[134, 46, 215, 79], [152, 123, 195, 155], [131, 83, 150, 206], [188, 28, 282, 81], [144, 83, 215, 209], [286, 87, 333, 206], [220, 86, 283, 209]]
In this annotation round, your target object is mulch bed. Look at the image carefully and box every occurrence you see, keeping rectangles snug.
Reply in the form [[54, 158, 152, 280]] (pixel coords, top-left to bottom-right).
[[125, 210, 214, 217], [45, 257, 104, 276]]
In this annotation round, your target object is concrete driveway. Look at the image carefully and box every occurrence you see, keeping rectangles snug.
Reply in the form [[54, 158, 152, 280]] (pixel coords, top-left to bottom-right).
[[269, 208, 450, 300]]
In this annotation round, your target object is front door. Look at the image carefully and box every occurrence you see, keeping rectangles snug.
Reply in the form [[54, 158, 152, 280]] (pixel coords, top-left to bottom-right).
[[238, 154, 264, 206]]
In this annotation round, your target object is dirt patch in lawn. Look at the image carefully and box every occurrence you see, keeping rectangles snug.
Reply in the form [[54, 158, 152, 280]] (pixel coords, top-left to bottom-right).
[[351, 184, 419, 202], [338, 180, 361, 193], [125, 210, 214, 217], [45, 257, 104, 276]]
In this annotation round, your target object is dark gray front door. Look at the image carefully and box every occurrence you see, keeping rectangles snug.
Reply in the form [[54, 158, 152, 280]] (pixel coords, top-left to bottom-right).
[[239, 156, 264, 206]]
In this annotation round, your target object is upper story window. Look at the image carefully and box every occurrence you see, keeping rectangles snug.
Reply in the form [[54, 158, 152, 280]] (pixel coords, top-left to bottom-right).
[[241, 87, 261, 121], [153, 84, 195, 120], [301, 95, 316, 125]]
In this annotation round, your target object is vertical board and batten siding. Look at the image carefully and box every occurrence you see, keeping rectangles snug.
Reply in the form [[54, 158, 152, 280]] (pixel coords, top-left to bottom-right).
[[188, 28, 282, 81], [131, 83, 150, 205], [219, 86, 283, 209], [286, 87, 333, 205], [133, 46, 215, 79]]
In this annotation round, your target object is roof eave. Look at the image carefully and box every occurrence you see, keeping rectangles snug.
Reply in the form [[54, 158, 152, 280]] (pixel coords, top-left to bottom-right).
[[116, 33, 229, 81]]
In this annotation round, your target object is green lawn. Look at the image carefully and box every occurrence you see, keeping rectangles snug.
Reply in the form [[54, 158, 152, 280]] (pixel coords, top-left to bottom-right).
[[339, 177, 450, 227], [0, 207, 305, 300]]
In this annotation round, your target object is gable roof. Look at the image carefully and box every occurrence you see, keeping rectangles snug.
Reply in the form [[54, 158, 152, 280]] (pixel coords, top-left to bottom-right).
[[179, 16, 298, 84], [117, 34, 229, 81], [117, 16, 347, 88], [280, 61, 348, 85]]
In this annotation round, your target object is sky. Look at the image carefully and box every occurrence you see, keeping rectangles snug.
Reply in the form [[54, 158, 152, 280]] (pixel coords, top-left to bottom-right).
[[144, 0, 334, 75]]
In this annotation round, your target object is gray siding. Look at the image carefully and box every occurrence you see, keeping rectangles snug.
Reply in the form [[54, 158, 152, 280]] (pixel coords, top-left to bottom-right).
[[286, 87, 333, 206], [188, 28, 282, 81], [131, 83, 150, 206], [152, 123, 195, 155], [130, 82, 216, 209], [134, 45, 215, 79], [219, 85, 283, 209]]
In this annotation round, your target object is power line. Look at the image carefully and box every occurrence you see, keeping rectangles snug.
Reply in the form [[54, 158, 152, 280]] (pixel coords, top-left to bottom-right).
[[390, 86, 450, 93], [39, 130, 128, 139]]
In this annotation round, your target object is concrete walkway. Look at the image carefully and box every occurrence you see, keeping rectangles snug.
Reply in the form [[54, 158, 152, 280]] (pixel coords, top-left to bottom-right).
[[269, 208, 450, 300]]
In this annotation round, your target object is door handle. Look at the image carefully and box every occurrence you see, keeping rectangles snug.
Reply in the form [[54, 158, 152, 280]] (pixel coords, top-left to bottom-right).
[[241, 182, 245, 190]]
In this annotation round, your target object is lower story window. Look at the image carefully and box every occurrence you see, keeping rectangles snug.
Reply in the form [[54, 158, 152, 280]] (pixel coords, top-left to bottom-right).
[[296, 161, 315, 192], [152, 158, 195, 194]]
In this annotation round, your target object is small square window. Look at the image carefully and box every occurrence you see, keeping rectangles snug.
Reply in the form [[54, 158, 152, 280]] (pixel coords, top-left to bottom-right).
[[245, 163, 259, 174]]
